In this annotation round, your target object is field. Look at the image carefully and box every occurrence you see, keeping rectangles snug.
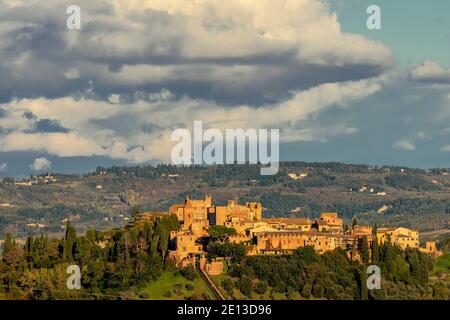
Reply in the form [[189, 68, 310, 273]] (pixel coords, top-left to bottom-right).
[[139, 271, 214, 300]]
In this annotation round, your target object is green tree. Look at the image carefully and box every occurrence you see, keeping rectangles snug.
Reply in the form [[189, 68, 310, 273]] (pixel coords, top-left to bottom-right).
[[255, 281, 268, 295], [63, 220, 77, 261], [207, 225, 237, 243], [237, 275, 253, 297], [360, 266, 369, 300], [180, 265, 197, 281], [358, 236, 370, 264], [352, 217, 358, 229], [312, 283, 324, 298], [221, 278, 234, 295]]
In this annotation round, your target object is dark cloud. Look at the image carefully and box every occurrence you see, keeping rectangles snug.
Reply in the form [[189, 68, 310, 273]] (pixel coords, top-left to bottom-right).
[[25, 119, 70, 133], [0, 1, 392, 105]]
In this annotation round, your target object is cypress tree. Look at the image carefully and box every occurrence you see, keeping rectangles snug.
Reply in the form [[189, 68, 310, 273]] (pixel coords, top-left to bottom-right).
[[358, 236, 370, 264], [352, 217, 358, 229], [360, 265, 369, 300], [64, 220, 77, 261], [2, 233, 14, 257], [372, 238, 380, 263]]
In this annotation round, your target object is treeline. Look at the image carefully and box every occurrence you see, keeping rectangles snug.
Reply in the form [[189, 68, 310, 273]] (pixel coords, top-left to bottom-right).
[[92, 163, 282, 185], [0, 215, 180, 299], [385, 174, 441, 191], [245, 192, 385, 219], [18, 204, 87, 221], [91, 162, 447, 182], [17, 205, 112, 234], [357, 197, 450, 231], [209, 238, 448, 300]]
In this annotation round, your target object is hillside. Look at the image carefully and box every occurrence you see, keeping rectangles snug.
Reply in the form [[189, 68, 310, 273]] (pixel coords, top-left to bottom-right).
[[0, 162, 449, 238]]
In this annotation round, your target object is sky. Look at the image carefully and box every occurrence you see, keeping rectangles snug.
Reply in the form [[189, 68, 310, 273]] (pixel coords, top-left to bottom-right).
[[0, 0, 449, 178]]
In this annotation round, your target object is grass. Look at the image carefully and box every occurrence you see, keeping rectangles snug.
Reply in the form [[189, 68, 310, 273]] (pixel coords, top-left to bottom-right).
[[431, 253, 450, 276], [139, 270, 214, 300]]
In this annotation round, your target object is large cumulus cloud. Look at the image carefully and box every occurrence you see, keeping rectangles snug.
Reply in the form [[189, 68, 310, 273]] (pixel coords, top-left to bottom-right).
[[0, 0, 393, 104]]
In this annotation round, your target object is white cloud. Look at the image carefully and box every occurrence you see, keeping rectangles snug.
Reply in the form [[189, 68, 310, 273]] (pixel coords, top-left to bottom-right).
[[393, 140, 416, 151], [0, 0, 393, 103], [0, 78, 381, 163], [440, 145, 450, 152], [64, 68, 80, 79], [2, 132, 105, 157], [0, 163, 7, 172], [416, 131, 431, 140], [108, 94, 121, 104], [106, 0, 393, 66], [411, 61, 450, 82], [30, 157, 52, 171]]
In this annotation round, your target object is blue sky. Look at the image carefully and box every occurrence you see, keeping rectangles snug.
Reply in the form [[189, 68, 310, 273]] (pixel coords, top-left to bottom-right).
[[332, 0, 450, 66], [0, 0, 449, 177]]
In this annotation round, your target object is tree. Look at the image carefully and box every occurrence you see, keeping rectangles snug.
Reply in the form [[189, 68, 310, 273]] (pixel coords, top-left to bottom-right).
[[207, 242, 245, 263], [301, 283, 312, 299], [24, 236, 35, 269], [255, 281, 268, 295], [352, 217, 358, 229], [237, 275, 253, 297], [360, 266, 369, 300], [63, 220, 77, 261], [312, 283, 324, 298], [207, 225, 237, 243], [181, 265, 197, 281], [2, 233, 15, 257], [358, 236, 370, 264], [157, 228, 168, 259], [372, 238, 380, 263], [221, 278, 234, 295]]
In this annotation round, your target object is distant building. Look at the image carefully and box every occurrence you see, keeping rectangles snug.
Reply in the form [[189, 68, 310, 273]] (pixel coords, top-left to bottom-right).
[[288, 172, 308, 180], [419, 241, 443, 256], [262, 217, 312, 232], [376, 227, 419, 249], [315, 212, 343, 233]]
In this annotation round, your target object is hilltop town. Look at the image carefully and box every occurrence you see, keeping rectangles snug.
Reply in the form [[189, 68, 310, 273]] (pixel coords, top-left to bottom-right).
[[134, 195, 443, 276], [1, 192, 449, 301]]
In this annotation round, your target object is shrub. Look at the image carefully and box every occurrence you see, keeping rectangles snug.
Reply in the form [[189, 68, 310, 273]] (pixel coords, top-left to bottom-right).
[[163, 290, 173, 298], [221, 278, 234, 294], [180, 265, 198, 281], [301, 283, 312, 299], [185, 283, 194, 291], [255, 281, 268, 295], [139, 292, 150, 299], [237, 275, 254, 297]]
